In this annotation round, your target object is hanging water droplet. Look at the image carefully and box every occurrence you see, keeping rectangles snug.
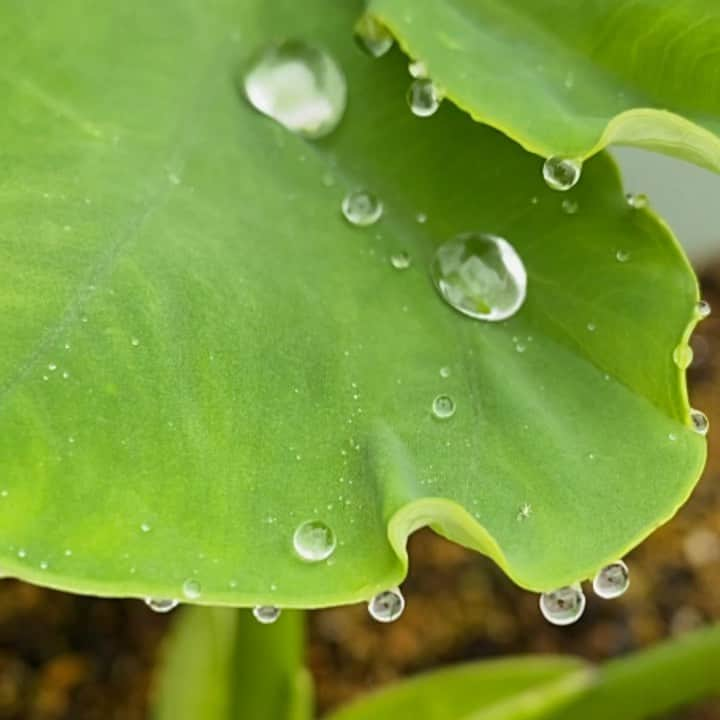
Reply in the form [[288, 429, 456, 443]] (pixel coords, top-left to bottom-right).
[[145, 598, 179, 613], [690, 409, 709, 436], [696, 300, 711, 319], [561, 198, 578, 215], [626, 193, 648, 209], [592, 561, 629, 599], [182, 579, 202, 600], [673, 345, 694, 369], [432, 394, 455, 419], [354, 14, 394, 58], [368, 587, 405, 622], [408, 59, 428, 78], [390, 251, 411, 270], [342, 190, 383, 226], [539, 585, 586, 626], [253, 605, 281, 624], [431, 232, 527, 321], [293, 520, 337, 562], [615, 249, 630, 263], [542, 157, 582, 191], [407, 79, 442, 117], [243, 40, 346, 139]]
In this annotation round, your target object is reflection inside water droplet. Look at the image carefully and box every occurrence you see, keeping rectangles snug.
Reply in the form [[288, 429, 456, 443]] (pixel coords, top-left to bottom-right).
[[368, 588, 404, 622], [145, 598, 179, 613], [539, 585, 586, 626], [354, 14, 394, 58], [342, 190, 383, 226], [293, 520, 337, 562], [696, 300, 711, 319], [253, 605, 281, 624], [430, 232, 527, 321], [542, 157, 582, 191], [407, 79, 442, 117], [243, 40, 346, 139], [593, 561, 629, 599]]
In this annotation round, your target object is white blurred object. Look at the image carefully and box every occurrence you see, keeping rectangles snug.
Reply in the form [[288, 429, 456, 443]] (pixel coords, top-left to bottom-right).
[[613, 146, 720, 268]]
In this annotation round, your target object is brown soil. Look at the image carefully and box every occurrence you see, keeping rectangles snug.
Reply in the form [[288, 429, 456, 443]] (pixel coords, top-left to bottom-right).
[[0, 266, 719, 720]]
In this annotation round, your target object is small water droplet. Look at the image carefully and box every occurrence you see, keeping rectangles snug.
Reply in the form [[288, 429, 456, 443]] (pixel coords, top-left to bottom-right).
[[243, 40, 346, 139], [668, 432, 678, 441], [368, 588, 404, 622], [64, 549, 73, 557], [145, 598, 179, 613], [253, 605, 281, 624], [542, 157, 582, 191], [48, 363, 57, 371], [615, 249, 630, 263], [408, 59, 428, 78], [293, 520, 337, 562], [439, 366, 451, 379], [517, 503, 532, 521], [587, 322, 596, 332], [321, 171, 335, 187], [17, 549, 27, 559], [415, 212, 428, 225], [696, 300, 711, 319], [390, 251, 411, 270], [39, 561, 48, 570], [354, 14, 394, 58], [407, 79, 442, 117], [431, 232, 527, 321], [342, 190, 383, 226], [539, 585, 586, 626], [593, 561, 629, 599], [62, 371, 69, 379], [131, 337, 140, 347], [182, 579, 202, 599], [168, 173, 181, 186], [561, 198, 578, 215], [432, 394, 455, 419], [690, 409, 709, 436], [140, 522, 152, 533], [673, 345, 694, 369], [626, 193, 648, 209]]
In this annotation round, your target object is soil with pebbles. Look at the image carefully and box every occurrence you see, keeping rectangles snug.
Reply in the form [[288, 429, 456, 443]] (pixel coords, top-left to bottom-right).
[[0, 266, 718, 720]]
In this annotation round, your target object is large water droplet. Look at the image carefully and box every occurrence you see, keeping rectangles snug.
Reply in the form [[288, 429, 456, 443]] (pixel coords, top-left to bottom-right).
[[696, 300, 711, 319], [430, 232, 527, 321], [145, 598, 179, 613], [243, 40, 346, 139], [253, 605, 281, 624], [407, 79, 442, 117], [592, 561, 629, 599], [542, 157, 582, 191], [690, 409, 709, 436], [293, 520, 336, 562], [368, 588, 404, 622], [342, 190, 383, 226], [182, 579, 202, 600], [432, 394, 456, 420], [354, 14, 394, 58], [539, 585, 586, 626], [673, 345, 694, 369]]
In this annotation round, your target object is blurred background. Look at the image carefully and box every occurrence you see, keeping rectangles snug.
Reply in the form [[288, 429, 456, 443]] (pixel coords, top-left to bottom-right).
[[0, 151, 718, 719]]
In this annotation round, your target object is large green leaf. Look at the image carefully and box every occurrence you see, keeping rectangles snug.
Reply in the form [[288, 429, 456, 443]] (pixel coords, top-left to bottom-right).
[[0, 0, 705, 605], [368, 0, 720, 171]]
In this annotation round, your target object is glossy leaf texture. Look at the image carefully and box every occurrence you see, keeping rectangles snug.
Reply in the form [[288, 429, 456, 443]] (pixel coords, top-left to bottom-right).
[[368, 0, 720, 171], [324, 657, 593, 720], [152, 608, 312, 720], [0, 0, 706, 605]]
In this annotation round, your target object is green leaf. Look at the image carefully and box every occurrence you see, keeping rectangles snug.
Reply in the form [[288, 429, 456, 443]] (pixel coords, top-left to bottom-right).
[[152, 608, 312, 720], [323, 657, 593, 720], [368, 0, 720, 171], [0, 0, 705, 604]]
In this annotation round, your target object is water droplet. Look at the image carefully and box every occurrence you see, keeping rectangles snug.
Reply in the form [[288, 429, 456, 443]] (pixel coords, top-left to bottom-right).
[[407, 79, 442, 117], [131, 337, 140, 347], [48, 363, 57, 371], [439, 366, 451, 379], [539, 585, 586, 626], [390, 251, 411, 270], [368, 588, 404, 622], [182, 579, 202, 600], [293, 520, 337, 562], [321, 171, 335, 187], [615, 249, 630, 263], [39, 561, 49, 570], [673, 345, 694, 369], [168, 173, 181, 186], [243, 40, 346, 139], [593, 561, 629, 599], [408, 59, 428, 78], [416, 212, 428, 224], [140, 522, 152, 533], [431, 232, 527, 321], [586, 322, 596, 332], [517, 503, 532, 521], [668, 432, 678, 441], [696, 300, 711, 319], [561, 198, 578, 215], [690, 409, 709, 436], [542, 157, 582, 191], [354, 14, 394, 58], [432, 394, 455, 419], [145, 598, 179, 613], [17, 549, 26, 559], [626, 193, 648, 209], [253, 605, 281, 624], [342, 190, 383, 226]]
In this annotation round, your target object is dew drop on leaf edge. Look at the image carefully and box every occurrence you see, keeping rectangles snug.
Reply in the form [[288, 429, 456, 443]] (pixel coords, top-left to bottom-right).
[[253, 605, 282, 624], [145, 598, 179, 613], [293, 520, 337, 562], [539, 585, 586, 626], [673, 344, 694, 370], [690, 408, 709, 436], [697, 300, 711, 319], [592, 560, 629, 599], [430, 232, 527, 322], [354, 14, 394, 58], [182, 579, 202, 600], [407, 79, 442, 117], [368, 588, 405, 622], [342, 190, 383, 226], [243, 39, 346, 139], [542, 157, 582, 191]]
